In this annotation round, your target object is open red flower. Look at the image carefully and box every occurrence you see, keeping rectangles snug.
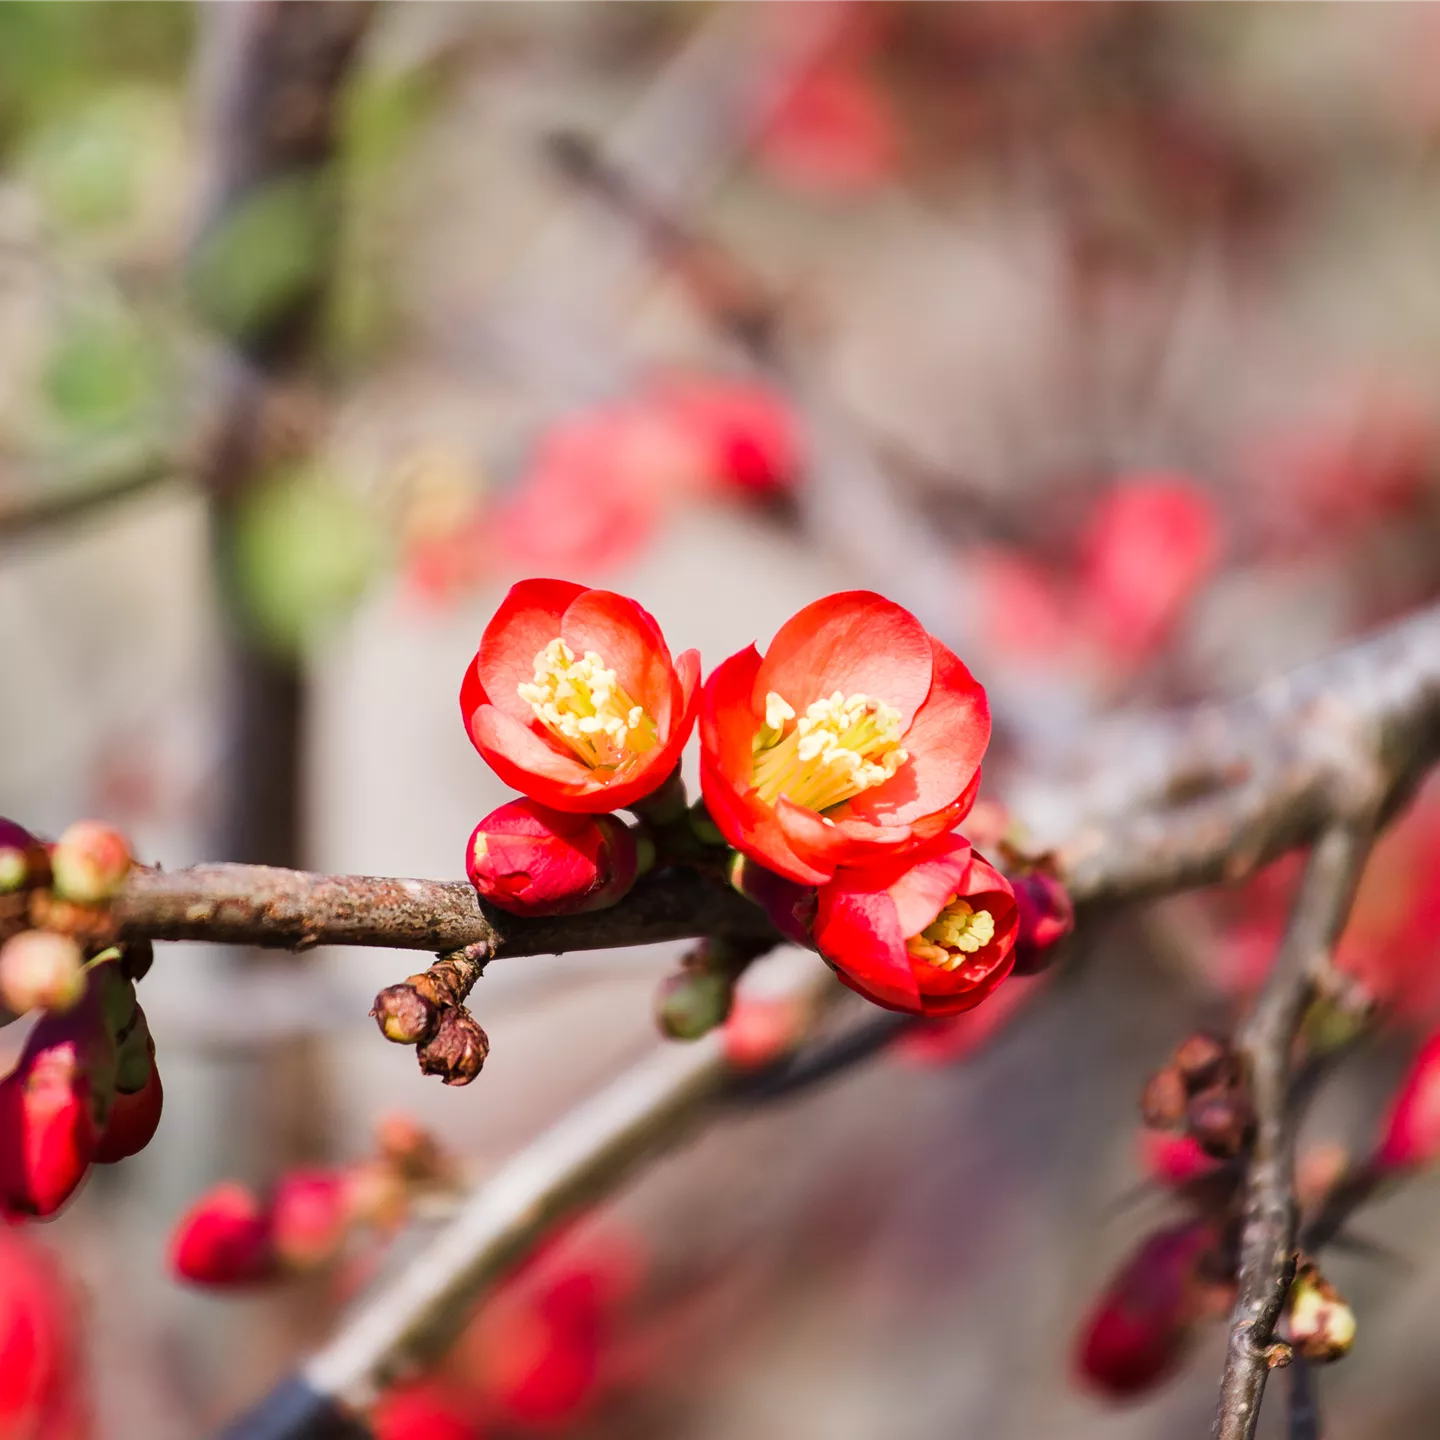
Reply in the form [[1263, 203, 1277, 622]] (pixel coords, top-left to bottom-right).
[[813, 835, 1018, 1017], [461, 580, 701, 814], [700, 592, 989, 884]]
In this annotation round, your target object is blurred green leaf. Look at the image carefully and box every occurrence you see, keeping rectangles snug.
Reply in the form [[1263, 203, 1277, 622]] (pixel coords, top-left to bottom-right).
[[188, 175, 335, 350], [231, 468, 385, 655], [44, 306, 166, 438]]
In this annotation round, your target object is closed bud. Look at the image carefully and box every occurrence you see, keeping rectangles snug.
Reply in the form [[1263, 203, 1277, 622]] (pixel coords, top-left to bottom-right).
[[1287, 1262, 1355, 1363], [0, 819, 46, 895], [1140, 1066, 1188, 1130], [1074, 1222, 1218, 1399], [467, 800, 639, 918], [1138, 1130, 1224, 1189], [723, 995, 804, 1070], [272, 1169, 352, 1272], [0, 931, 85, 1016], [655, 969, 734, 1040], [169, 1182, 277, 1287], [1376, 1030, 1440, 1172], [1172, 1033, 1231, 1089], [728, 853, 816, 947], [416, 1007, 489, 1086], [49, 821, 132, 905], [1010, 869, 1074, 975], [93, 1045, 162, 1165], [1187, 1087, 1255, 1160], [0, 1059, 98, 1218], [372, 984, 437, 1046]]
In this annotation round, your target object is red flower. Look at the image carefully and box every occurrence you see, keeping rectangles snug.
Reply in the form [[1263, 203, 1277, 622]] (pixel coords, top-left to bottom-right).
[[461, 580, 701, 814], [1078, 474, 1220, 664], [813, 835, 1018, 1017], [1376, 1030, 1440, 1172], [700, 592, 990, 885], [0, 1228, 91, 1438], [169, 1182, 277, 1288], [1074, 1221, 1222, 1400], [373, 1384, 480, 1440], [467, 800, 640, 918]]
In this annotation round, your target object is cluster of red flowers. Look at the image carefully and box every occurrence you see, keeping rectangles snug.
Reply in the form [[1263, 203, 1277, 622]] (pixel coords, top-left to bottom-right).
[[461, 580, 1073, 1020]]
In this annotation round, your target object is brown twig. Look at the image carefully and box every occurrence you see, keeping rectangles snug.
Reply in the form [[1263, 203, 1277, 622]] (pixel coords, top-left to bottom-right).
[[1211, 821, 1375, 1440]]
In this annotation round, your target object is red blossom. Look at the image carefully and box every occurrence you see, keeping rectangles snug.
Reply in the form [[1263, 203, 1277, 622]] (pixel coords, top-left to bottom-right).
[[1078, 475, 1221, 664], [168, 1182, 277, 1288], [1011, 869, 1075, 975], [467, 800, 640, 918], [700, 591, 990, 885], [0, 1228, 91, 1439], [372, 1384, 480, 1440], [1375, 1030, 1440, 1172], [813, 835, 1018, 1017], [462, 580, 700, 814], [1074, 1221, 1222, 1400]]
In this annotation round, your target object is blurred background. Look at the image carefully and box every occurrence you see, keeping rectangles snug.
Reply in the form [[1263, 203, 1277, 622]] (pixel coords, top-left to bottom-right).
[[7, 2, 1440, 1436]]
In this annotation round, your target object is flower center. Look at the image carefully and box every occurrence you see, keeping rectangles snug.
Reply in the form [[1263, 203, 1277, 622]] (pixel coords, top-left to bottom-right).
[[751, 689, 907, 813], [906, 897, 996, 971], [517, 638, 658, 771]]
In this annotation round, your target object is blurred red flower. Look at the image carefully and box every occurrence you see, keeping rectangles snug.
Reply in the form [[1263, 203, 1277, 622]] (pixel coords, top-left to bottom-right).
[[169, 1182, 277, 1288], [0, 1227, 90, 1439]]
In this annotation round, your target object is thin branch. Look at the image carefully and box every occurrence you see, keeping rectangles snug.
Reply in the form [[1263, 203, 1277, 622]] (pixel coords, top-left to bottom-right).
[[1212, 821, 1375, 1440], [114, 863, 773, 958]]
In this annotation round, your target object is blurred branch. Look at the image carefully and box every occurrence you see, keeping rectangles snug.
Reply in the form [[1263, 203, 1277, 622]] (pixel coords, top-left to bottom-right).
[[0, 449, 179, 545], [1212, 821, 1374, 1440]]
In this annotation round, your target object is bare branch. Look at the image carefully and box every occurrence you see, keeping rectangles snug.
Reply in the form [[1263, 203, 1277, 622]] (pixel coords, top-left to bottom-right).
[[1211, 821, 1375, 1440]]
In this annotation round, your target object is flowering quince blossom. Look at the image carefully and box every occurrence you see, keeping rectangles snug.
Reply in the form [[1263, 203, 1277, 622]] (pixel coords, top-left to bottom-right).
[[700, 591, 990, 885], [461, 580, 700, 814], [813, 835, 1019, 1017], [467, 800, 641, 918]]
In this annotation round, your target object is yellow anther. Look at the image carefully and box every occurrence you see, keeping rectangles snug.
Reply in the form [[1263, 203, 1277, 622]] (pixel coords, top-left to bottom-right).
[[751, 689, 907, 812], [906, 898, 996, 971], [518, 638, 657, 771]]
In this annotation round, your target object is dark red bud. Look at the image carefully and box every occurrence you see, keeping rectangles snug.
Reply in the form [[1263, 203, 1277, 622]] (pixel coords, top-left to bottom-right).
[[416, 1008, 489, 1086], [169, 1182, 277, 1288], [1010, 870, 1074, 976], [1187, 1088, 1255, 1160]]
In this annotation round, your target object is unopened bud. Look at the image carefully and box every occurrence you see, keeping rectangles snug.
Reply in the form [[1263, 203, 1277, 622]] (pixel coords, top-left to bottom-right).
[[1010, 869, 1074, 976], [272, 1169, 352, 1271], [655, 969, 734, 1040], [416, 1007, 489, 1086], [169, 1182, 277, 1288], [1140, 1066, 1188, 1130], [1172, 1033, 1230, 1089], [49, 821, 132, 904], [0, 931, 85, 1016], [0, 819, 44, 895], [723, 996, 803, 1070], [93, 1044, 162, 1164], [372, 984, 437, 1046], [728, 853, 816, 947], [467, 800, 639, 918], [1138, 1130, 1224, 1189], [0, 1058, 98, 1218], [1188, 1088, 1255, 1159], [1287, 1262, 1355, 1363]]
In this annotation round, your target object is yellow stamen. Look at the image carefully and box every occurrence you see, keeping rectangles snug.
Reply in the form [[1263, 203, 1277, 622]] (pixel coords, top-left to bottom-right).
[[906, 897, 996, 971], [751, 689, 907, 813], [518, 638, 658, 771]]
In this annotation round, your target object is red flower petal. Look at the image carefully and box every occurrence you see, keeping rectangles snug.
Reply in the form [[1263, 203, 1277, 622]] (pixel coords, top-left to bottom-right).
[[885, 835, 975, 938], [774, 798, 915, 877], [701, 757, 829, 886], [472, 708, 593, 794], [753, 591, 933, 727], [560, 589, 676, 726], [814, 888, 923, 1011], [845, 637, 989, 826], [475, 578, 586, 728]]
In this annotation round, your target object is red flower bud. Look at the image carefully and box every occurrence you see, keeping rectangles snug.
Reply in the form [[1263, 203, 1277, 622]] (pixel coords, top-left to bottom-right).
[[0, 932, 86, 1016], [272, 1169, 352, 1272], [0, 1227, 90, 1436], [0, 1058, 98, 1219], [1010, 870, 1074, 976], [1375, 1029, 1440, 1171], [723, 996, 804, 1070], [1074, 1222, 1218, 1399], [169, 1182, 277, 1288], [49, 821, 132, 905], [461, 580, 700, 814], [372, 1383, 479, 1440], [467, 801, 639, 918], [93, 1043, 162, 1165], [1138, 1131, 1223, 1189]]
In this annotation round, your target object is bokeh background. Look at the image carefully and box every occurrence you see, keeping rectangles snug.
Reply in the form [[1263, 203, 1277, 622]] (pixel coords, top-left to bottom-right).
[[7, 2, 1440, 1436]]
